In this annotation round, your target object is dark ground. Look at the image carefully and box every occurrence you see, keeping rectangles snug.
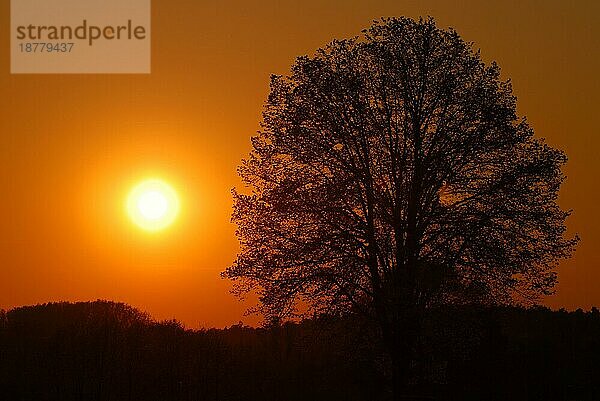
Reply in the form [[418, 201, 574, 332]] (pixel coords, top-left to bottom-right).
[[1, 301, 599, 401]]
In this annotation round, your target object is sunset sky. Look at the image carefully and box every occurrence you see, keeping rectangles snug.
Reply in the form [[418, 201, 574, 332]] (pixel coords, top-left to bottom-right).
[[0, 0, 598, 328]]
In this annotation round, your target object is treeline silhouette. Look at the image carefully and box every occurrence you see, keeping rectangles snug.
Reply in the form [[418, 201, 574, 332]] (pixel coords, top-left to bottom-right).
[[0, 301, 599, 401]]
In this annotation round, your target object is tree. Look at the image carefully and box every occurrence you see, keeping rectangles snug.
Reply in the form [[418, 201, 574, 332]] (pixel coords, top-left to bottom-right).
[[224, 17, 577, 396]]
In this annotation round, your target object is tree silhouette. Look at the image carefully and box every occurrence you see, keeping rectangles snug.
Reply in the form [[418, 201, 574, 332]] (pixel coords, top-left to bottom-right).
[[224, 17, 577, 396]]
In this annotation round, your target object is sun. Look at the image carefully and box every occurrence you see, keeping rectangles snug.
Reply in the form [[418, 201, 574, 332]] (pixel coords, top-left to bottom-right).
[[126, 179, 180, 232]]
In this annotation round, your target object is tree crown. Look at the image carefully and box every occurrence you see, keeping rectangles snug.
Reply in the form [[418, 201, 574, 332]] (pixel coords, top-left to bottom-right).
[[225, 17, 577, 321]]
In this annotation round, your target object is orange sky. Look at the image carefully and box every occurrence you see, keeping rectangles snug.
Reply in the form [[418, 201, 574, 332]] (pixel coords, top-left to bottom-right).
[[0, 0, 598, 328]]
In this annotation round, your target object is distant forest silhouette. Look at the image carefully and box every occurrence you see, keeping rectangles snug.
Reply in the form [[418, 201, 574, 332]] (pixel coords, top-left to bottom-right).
[[1, 300, 599, 401]]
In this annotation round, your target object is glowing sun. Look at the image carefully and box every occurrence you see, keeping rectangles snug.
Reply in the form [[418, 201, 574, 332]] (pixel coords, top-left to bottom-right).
[[127, 179, 180, 232]]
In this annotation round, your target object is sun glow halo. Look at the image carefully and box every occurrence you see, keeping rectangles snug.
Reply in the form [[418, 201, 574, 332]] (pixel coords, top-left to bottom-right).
[[127, 179, 180, 232]]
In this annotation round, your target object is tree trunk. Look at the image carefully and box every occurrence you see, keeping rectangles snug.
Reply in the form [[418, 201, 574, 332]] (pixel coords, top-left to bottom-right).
[[391, 347, 411, 401], [382, 307, 422, 401]]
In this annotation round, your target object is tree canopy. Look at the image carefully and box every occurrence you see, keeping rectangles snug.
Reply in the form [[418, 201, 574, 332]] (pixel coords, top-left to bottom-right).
[[224, 17, 577, 326]]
